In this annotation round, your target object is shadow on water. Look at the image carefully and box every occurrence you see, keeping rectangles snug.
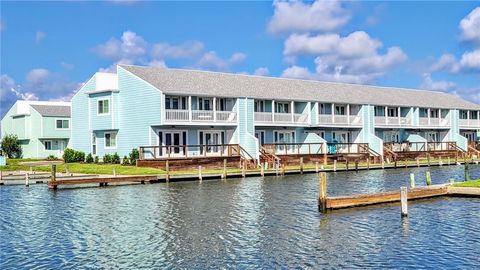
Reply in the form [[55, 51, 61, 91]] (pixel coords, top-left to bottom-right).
[[0, 165, 479, 269]]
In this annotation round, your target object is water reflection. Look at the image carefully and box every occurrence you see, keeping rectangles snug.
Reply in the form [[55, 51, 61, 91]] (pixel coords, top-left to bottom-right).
[[1, 165, 479, 269]]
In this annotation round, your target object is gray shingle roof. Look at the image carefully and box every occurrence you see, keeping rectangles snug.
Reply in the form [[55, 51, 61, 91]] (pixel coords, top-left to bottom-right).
[[120, 65, 480, 110], [31, 105, 71, 117]]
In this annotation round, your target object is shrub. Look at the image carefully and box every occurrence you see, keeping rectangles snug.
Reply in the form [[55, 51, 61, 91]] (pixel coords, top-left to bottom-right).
[[129, 148, 139, 165], [1, 134, 22, 158], [112, 152, 121, 164], [122, 156, 130, 165], [94, 156, 99, 164], [85, 153, 94, 163], [63, 148, 85, 163], [46, 155, 57, 161], [103, 154, 112, 164]]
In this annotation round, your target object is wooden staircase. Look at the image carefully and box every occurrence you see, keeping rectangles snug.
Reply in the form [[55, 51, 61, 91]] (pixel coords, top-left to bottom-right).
[[259, 146, 281, 167]]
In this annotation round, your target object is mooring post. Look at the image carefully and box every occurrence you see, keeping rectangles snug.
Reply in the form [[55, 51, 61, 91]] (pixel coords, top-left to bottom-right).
[[315, 162, 319, 173], [448, 157, 451, 165], [346, 160, 349, 171], [300, 157, 304, 174], [0, 170, 3, 185], [426, 171, 432, 186], [242, 161, 246, 178], [367, 158, 370, 170], [318, 172, 327, 213], [222, 159, 227, 179], [404, 159, 408, 168], [439, 156, 443, 166], [25, 173, 29, 187], [281, 163, 286, 176], [386, 157, 390, 164], [260, 163, 265, 177], [381, 158, 385, 169], [410, 173, 415, 188], [355, 160, 358, 172], [113, 167, 116, 177], [416, 157, 420, 167], [275, 161, 279, 176], [50, 164, 57, 189], [198, 166, 203, 182], [394, 159, 397, 169], [165, 160, 170, 182], [464, 162, 470, 181], [427, 154, 431, 167], [400, 186, 408, 217], [333, 160, 337, 172]]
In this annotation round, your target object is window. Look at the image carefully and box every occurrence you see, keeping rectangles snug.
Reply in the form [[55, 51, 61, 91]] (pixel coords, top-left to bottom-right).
[[460, 110, 468, 119], [254, 100, 265, 112], [56, 119, 69, 129], [430, 109, 439, 118], [374, 106, 383, 116], [335, 105, 345, 115], [165, 96, 187, 110], [470, 111, 478, 120], [198, 97, 212, 110], [387, 108, 398, 117], [44, 141, 52, 150], [276, 102, 289, 113], [105, 132, 117, 148], [98, 99, 110, 115], [92, 134, 97, 155], [319, 104, 329, 114]]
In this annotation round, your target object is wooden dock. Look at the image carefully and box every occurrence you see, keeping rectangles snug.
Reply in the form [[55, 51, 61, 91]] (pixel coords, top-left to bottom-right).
[[48, 175, 159, 189]]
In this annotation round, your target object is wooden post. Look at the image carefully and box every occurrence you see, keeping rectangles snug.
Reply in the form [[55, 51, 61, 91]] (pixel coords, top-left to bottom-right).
[[410, 173, 415, 188], [260, 163, 265, 177], [300, 157, 304, 174], [448, 157, 451, 165], [242, 161, 246, 178], [439, 156, 443, 166], [427, 154, 430, 167], [275, 161, 279, 176], [333, 160, 337, 172], [318, 172, 327, 213], [315, 162, 319, 173], [50, 165, 57, 189], [386, 157, 390, 164], [113, 167, 116, 177], [355, 160, 358, 172], [198, 166, 203, 182], [165, 160, 170, 182], [381, 158, 385, 169], [464, 162, 470, 181], [400, 187, 408, 217], [394, 159, 397, 169], [367, 158, 370, 170], [25, 173, 29, 187], [426, 171, 432, 186], [222, 159, 227, 179], [416, 157, 420, 167], [0, 170, 3, 185], [404, 159, 408, 168], [281, 163, 286, 176], [346, 160, 349, 171]]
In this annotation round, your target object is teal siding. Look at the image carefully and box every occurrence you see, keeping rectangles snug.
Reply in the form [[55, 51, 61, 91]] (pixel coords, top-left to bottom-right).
[[42, 116, 70, 139], [236, 97, 258, 159], [362, 105, 383, 155], [72, 76, 96, 154], [90, 92, 115, 131], [310, 102, 318, 125], [116, 66, 162, 156]]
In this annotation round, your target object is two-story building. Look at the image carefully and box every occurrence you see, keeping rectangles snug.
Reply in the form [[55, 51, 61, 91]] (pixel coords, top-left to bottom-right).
[[1, 101, 71, 158], [71, 65, 480, 165]]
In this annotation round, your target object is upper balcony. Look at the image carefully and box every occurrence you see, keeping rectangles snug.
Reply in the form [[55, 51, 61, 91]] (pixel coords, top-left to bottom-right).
[[164, 95, 237, 125], [459, 110, 480, 129], [318, 103, 363, 127], [254, 100, 309, 126], [374, 106, 412, 127], [418, 108, 450, 128]]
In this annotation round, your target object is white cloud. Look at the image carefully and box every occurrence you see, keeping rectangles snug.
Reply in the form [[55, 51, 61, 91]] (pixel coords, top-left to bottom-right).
[[26, 68, 51, 84], [35, 31, 46, 44], [267, 0, 350, 34], [193, 51, 246, 71], [420, 73, 457, 92], [254, 67, 269, 76], [459, 48, 480, 70], [151, 41, 204, 60], [459, 7, 480, 43], [430, 49, 480, 73]]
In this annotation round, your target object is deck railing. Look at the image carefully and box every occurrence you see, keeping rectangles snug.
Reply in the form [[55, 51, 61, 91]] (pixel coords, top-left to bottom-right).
[[139, 144, 241, 160], [375, 116, 411, 126], [384, 141, 458, 152], [262, 142, 369, 155], [318, 114, 363, 125], [254, 112, 309, 124], [418, 117, 449, 127], [165, 109, 237, 123], [459, 119, 480, 127]]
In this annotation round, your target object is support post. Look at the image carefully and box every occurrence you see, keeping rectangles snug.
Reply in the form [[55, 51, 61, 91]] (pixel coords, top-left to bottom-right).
[[260, 163, 265, 177], [281, 163, 285, 176], [318, 172, 327, 213], [448, 157, 451, 165], [222, 159, 227, 179], [25, 173, 29, 187], [427, 153, 431, 167], [242, 161, 246, 178], [426, 171, 432, 186], [400, 186, 408, 217], [355, 160, 358, 172], [166, 160, 170, 182], [315, 162, 319, 173], [439, 156, 443, 166], [410, 173, 415, 188], [300, 157, 304, 174], [416, 157, 420, 167], [333, 160, 337, 172], [464, 162, 470, 181], [0, 170, 3, 185], [50, 165, 57, 189], [198, 166, 203, 182]]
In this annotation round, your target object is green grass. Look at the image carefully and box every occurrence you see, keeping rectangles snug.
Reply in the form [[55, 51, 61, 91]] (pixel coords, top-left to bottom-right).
[[453, 179, 480, 188]]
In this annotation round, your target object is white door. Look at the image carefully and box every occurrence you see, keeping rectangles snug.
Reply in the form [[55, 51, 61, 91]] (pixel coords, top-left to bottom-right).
[[274, 131, 295, 153], [58, 141, 66, 156], [425, 132, 438, 142], [462, 132, 475, 142], [159, 131, 186, 157], [199, 131, 224, 154], [255, 131, 265, 147]]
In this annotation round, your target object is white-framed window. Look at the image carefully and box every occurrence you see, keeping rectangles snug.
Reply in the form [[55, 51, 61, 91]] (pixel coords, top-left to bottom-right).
[[197, 97, 213, 111], [254, 100, 265, 112], [105, 132, 117, 149], [92, 134, 97, 155], [430, 109, 439, 118], [276, 102, 289, 113], [97, 99, 110, 115], [319, 103, 329, 115], [165, 96, 187, 110], [387, 107, 398, 117], [56, 119, 69, 129], [44, 140, 52, 150], [335, 105, 346, 115]]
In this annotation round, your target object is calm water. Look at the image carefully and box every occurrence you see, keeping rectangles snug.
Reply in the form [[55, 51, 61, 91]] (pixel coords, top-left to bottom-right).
[[1, 165, 480, 269]]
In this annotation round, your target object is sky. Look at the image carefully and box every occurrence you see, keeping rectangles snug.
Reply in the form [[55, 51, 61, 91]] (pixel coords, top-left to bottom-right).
[[1, 1, 479, 118]]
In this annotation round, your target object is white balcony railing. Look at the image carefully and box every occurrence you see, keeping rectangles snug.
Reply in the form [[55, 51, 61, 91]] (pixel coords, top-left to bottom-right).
[[419, 117, 429, 126], [165, 109, 236, 123], [318, 114, 363, 126], [418, 117, 449, 127], [254, 112, 308, 124], [375, 116, 411, 126], [459, 119, 480, 127]]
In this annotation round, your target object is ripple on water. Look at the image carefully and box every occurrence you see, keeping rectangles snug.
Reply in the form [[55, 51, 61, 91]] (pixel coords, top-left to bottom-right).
[[1, 165, 480, 269]]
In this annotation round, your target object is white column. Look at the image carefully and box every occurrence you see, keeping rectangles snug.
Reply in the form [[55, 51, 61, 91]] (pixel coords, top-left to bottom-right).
[[398, 107, 401, 124], [347, 104, 350, 124], [427, 108, 431, 126], [439, 108, 442, 126], [331, 103, 335, 124], [291, 101, 294, 123], [272, 100, 275, 123], [188, 96, 192, 122], [385, 106, 388, 125], [213, 97, 217, 122], [467, 110, 470, 126]]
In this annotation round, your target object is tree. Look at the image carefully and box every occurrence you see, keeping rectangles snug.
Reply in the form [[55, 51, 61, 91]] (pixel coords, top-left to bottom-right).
[[1, 134, 22, 158]]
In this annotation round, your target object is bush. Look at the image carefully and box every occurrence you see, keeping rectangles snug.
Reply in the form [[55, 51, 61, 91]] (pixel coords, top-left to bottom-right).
[[122, 156, 130, 165], [129, 148, 139, 165], [112, 152, 121, 164], [85, 153, 94, 163], [1, 134, 22, 158], [94, 156, 99, 164], [46, 155, 57, 161], [63, 148, 85, 163], [103, 154, 112, 163]]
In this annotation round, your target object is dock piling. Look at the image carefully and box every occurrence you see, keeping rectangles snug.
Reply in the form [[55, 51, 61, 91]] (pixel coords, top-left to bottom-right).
[[198, 166, 203, 182], [166, 160, 170, 182], [426, 171, 432, 186], [439, 156, 443, 166], [50, 165, 57, 189], [381, 158, 385, 169], [25, 173, 29, 187], [355, 160, 358, 172], [0, 170, 3, 185], [318, 172, 327, 213], [242, 161, 246, 178], [416, 157, 420, 167], [410, 173, 415, 188], [333, 160, 337, 172], [315, 162, 319, 173], [222, 159, 227, 179], [448, 157, 451, 165], [260, 163, 265, 177], [281, 163, 286, 176], [464, 162, 470, 181], [400, 187, 408, 217], [300, 157, 304, 174]]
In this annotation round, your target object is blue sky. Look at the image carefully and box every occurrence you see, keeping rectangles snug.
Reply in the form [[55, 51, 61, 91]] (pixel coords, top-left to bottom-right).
[[1, 1, 479, 117]]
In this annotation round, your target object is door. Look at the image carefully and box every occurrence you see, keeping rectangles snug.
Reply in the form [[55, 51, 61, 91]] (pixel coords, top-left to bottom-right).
[[159, 131, 186, 157], [58, 140, 66, 156], [425, 132, 438, 142], [274, 131, 295, 153], [255, 131, 265, 147], [462, 132, 475, 142], [199, 131, 225, 154], [332, 131, 350, 153]]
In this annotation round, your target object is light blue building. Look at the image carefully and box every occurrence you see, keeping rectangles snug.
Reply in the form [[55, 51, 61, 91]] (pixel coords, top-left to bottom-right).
[[71, 65, 480, 163]]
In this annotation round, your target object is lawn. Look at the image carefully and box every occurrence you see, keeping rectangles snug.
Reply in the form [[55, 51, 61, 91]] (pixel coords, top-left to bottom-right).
[[453, 179, 480, 188]]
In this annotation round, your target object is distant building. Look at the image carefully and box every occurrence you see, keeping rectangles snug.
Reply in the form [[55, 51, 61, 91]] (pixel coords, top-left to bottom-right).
[[1, 101, 71, 158], [69, 65, 480, 161]]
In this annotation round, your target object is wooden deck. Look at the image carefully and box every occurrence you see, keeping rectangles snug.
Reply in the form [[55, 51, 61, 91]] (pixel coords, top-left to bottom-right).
[[48, 175, 158, 189]]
